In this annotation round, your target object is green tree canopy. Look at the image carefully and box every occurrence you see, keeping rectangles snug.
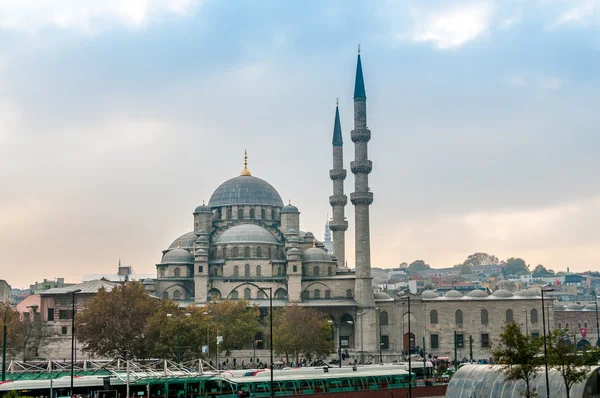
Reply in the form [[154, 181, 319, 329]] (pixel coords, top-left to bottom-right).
[[76, 281, 159, 360], [492, 322, 543, 398], [532, 264, 555, 277], [209, 300, 261, 355], [407, 260, 430, 273], [0, 304, 25, 360], [462, 252, 500, 267], [459, 263, 472, 275], [503, 257, 529, 276], [548, 329, 589, 398]]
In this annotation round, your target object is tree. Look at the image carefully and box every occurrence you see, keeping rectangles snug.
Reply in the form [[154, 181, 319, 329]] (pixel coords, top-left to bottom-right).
[[209, 300, 261, 355], [271, 306, 334, 363], [532, 264, 554, 277], [459, 263, 472, 275], [548, 329, 589, 398], [503, 257, 529, 276], [76, 281, 159, 360], [407, 260, 430, 273], [462, 252, 500, 267], [492, 322, 543, 398], [0, 304, 24, 360], [21, 309, 55, 360]]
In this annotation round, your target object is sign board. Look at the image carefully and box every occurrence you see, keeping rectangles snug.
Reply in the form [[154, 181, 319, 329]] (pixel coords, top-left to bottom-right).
[[202, 345, 209, 353], [581, 328, 587, 338], [217, 336, 223, 344], [340, 337, 349, 348]]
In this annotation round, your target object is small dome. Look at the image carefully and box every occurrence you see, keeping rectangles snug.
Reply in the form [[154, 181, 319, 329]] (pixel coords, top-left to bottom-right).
[[444, 290, 464, 298], [467, 289, 489, 298], [160, 248, 194, 264], [194, 203, 212, 214], [566, 303, 584, 311], [304, 231, 314, 238], [584, 304, 597, 311], [215, 224, 279, 245], [374, 292, 392, 300], [169, 232, 196, 250], [514, 288, 539, 298], [195, 235, 209, 243], [287, 248, 301, 255], [281, 203, 299, 213], [208, 175, 284, 208], [301, 247, 332, 262], [496, 280, 516, 292], [194, 249, 207, 256], [286, 229, 298, 235], [422, 290, 439, 299], [491, 289, 514, 298]]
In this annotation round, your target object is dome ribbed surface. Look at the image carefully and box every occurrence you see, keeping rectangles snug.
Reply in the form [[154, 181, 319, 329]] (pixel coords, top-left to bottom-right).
[[161, 248, 194, 264], [208, 175, 283, 207], [169, 232, 196, 250], [214, 224, 279, 245], [301, 247, 332, 262]]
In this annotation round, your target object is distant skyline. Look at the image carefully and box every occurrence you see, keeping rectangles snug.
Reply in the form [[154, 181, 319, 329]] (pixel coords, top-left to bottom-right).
[[1, 0, 599, 287]]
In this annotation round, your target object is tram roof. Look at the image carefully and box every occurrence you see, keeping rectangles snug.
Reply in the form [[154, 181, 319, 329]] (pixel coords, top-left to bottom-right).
[[215, 367, 411, 383]]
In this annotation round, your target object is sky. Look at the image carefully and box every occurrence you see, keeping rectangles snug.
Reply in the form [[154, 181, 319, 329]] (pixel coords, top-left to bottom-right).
[[1, 0, 599, 288]]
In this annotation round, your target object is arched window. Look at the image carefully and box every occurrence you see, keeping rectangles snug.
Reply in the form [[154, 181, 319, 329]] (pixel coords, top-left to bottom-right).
[[271, 209, 276, 219], [232, 247, 239, 257], [481, 309, 489, 325], [531, 309, 538, 324], [238, 208, 244, 219], [245, 264, 250, 276], [230, 290, 239, 299], [261, 208, 266, 219], [430, 310, 438, 324], [325, 290, 332, 298], [277, 266, 283, 276], [313, 266, 320, 276], [346, 289, 353, 298], [256, 247, 262, 257], [244, 288, 251, 299], [244, 246, 250, 257], [275, 288, 287, 299], [173, 291, 181, 300], [217, 208, 222, 220], [234, 266, 239, 277], [455, 309, 463, 326], [302, 291, 309, 299], [162, 292, 168, 299], [258, 290, 266, 299], [159, 268, 165, 278], [174, 267, 181, 278], [250, 208, 255, 218], [328, 266, 333, 276], [208, 289, 221, 300], [268, 247, 272, 258], [227, 208, 232, 219], [380, 311, 389, 326], [315, 289, 321, 298], [506, 309, 513, 323], [222, 246, 227, 258], [256, 265, 261, 277], [185, 291, 191, 300]]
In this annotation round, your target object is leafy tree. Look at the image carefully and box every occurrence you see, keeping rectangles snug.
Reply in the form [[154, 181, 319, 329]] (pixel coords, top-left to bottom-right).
[[407, 260, 430, 273], [0, 304, 24, 360], [503, 257, 529, 276], [548, 329, 589, 398], [271, 306, 333, 363], [76, 281, 159, 360], [208, 300, 261, 355], [463, 252, 500, 267], [459, 263, 472, 275], [21, 309, 55, 360], [399, 262, 409, 269], [532, 264, 554, 277], [492, 322, 543, 398]]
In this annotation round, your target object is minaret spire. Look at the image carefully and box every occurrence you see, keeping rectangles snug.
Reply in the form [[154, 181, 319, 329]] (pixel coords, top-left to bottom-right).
[[354, 46, 366, 100], [240, 149, 252, 176], [329, 98, 348, 268]]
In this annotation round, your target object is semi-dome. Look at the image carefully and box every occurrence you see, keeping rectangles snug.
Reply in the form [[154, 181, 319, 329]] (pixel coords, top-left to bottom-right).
[[422, 290, 439, 299], [160, 248, 194, 264], [467, 289, 489, 298], [301, 247, 332, 262], [287, 248, 301, 255], [374, 292, 392, 300], [208, 175, 284, 208], [496, 280, 516, 292], [169, 232, 196, 250], [444, 290, 464, 298], [491, 289, 514, 298], [214, 224, 279, 245]]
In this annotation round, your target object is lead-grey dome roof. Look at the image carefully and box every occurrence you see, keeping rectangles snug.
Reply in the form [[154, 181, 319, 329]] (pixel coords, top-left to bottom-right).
[[444, 290, 464, 298], [467, 289, 489, 298], [422, 290, 439, 299], [491, 289, 514, 298], [169, 232, 196, 250], [160, 248, 194, 264], [208, 175, 284, 208], [496, 280, 516, 292], [301, 247, 332, 262], [281, 203, 299, 213], [374, 292, 392, 300], [214, 224, 279, 245]]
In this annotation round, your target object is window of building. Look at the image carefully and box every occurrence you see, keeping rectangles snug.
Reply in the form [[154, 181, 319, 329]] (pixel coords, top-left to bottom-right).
[[256, 247, 262, 257], [222, 246, 227, 258], [258, 290, 266, 299], [293, 265, 297, 272], [59, 296, 66, 307], [244, 246, 250, 257], [159, 268, 165, 278], [314, 289, 321, 298], [162, 292, 168, 299], [245, 264, 251, 276], [256, 265, 261, 277], [302, 291, 309, 299], [430, 334, 439, 349], [381, 335, 389, 350], [481, 334, 490, 348], [261, 208, 266, 219], [268, 247, 272, 258], [61, 326, 68, 335], [585, 322, 588, 328], [578, 322, 582, 329], [244, 288, 251, 299], [558, 322, 562, 329], [217, 208, 222, 220], [456, 334, 464, 348], [325, 290, 331, 298], [314, 266, 320, 276], [531, 309, 538, 324], [506, 309, 513, 323], [566, 323, 570, 329], [230, 290, 239, 299], [59, 309, 69, 320], [380, 311, 389, 326], [185, 291, 191, 300], [328, 266, 333, 276], [346, 289, 353, 298], [174, 267, 181, 278], [47, 308, 54, 321], [481, 309, 489, 325], [227, 208, 232, 219], [455, 310, 463, 326], [238, 208, 244, 219], [430, 310, 438, 324], [234, 266, 239, 277], [271, 209, 276, 219], [199, 265, 203, 273], [532, 332, 540, 340], [232, 247, 239, 257], [173, 291, 181, 300]]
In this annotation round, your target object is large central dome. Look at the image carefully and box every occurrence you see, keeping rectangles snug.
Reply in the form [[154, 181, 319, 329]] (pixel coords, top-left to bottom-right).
[[208, 175, 284, 208]]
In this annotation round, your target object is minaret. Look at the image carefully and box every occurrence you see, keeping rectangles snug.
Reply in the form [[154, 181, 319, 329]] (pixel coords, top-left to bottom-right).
[[351, 46, 375, 307], [329, 99, 348, 268], [323, 215, 333, 254]]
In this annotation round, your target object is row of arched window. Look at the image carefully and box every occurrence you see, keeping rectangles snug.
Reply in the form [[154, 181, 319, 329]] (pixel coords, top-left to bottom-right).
[[302, 289, 354, 299], [162, 290, 191, 300], [221, 246, 274, 258], [159, 267, 184, 278], [302, 266, 334, 276], [216, 207, 278, 221], [226, 288, 288, 300], [429, 308, 539, 326], [230, 264, 285, 277]]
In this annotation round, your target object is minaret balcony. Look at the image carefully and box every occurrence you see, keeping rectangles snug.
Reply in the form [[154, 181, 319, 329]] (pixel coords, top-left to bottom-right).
[[329, 169, 347, 180], [350, 160, 372, 174], [350, 192, 374, 205], [329, 220, 349, 231], [329, 195, 348, 207], [351, 129, 371, 143]]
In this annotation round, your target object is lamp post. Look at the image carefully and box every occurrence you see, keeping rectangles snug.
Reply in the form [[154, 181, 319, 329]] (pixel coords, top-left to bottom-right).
[[359, 310, 366, 364], [541, 284, 554, 398], [593, 298, 599, 347], [70, 288, 82, 397], [399, 295, 412, 398], [167, 313, 191, 364], [258, 287, 273, 398], [2, 306, 8, 382]]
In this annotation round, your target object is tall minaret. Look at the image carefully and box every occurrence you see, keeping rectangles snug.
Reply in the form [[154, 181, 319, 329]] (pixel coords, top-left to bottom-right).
[[351, 45, 375, 310], [329, 99, 348, 268]]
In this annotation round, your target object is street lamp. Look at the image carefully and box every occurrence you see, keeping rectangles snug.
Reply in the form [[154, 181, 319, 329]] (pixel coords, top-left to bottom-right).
[[70, 288, 82, 397], [399, 294, 412, 398], [359, 311, 366, 364], [167, 313, 191, 364], [2, 306, 8, 382], [202, 311, 211, 361], [328, 319, 353, 368], [541, 284, 554, 398], [258, 287, 273, 398]]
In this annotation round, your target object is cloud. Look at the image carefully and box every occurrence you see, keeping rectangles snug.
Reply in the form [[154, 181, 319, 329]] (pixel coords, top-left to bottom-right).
[[0, 0, 202, 33], [554, 0, 598, 26], [506, 75, 525, 86], [537, 76, 562, 90], [405, 2, 494, 49]]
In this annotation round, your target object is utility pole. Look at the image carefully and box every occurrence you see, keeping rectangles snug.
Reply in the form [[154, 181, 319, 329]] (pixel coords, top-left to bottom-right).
[[469, 335, 473, 363], [454, 330, 458, 369]]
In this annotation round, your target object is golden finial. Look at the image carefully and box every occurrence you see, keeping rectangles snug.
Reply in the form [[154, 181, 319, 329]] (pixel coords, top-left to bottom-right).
[[240, 150, 252, 176], [358, 43, 361, 54], [336, 97, 339, 107], [177, 240, 181, 249], [312, 238, 316, 248]]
